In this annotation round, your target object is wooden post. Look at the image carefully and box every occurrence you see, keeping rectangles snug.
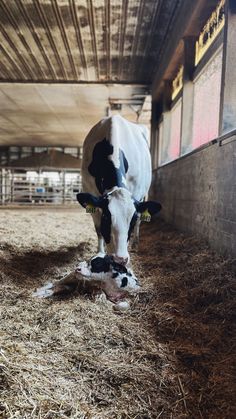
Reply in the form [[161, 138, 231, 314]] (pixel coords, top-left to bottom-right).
[[220, 0, 236, 134], [160, 81, 172, 164], [62, 170, 66, 205], [150, 100, 163, 169], [11, 170, 14, 203], [181, 36, 197, 154], [1, 169, 4, 205]]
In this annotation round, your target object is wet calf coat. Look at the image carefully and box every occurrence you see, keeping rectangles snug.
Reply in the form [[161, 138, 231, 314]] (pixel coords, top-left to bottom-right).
[[33, 254, 140, 303]]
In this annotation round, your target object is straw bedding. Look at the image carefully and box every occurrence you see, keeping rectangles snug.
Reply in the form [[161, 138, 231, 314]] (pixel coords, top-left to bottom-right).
[[0, 208, 235, 418]]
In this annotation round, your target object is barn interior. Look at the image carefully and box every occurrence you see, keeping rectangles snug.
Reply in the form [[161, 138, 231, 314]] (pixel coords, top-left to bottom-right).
[[0, 1, 235, 418]]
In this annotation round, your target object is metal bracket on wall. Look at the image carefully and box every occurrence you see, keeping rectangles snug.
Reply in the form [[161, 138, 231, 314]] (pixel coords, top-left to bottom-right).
[[218, 129, 236, 146]]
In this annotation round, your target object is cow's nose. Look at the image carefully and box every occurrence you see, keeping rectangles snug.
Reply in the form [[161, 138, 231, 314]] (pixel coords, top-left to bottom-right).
[[113, 255, 129, 265]]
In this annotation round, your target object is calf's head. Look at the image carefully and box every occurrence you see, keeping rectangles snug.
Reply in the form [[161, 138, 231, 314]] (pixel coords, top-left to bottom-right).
[[77, 188, 161, 265]]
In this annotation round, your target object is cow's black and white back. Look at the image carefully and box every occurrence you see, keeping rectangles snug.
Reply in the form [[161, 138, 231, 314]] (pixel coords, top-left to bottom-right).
[[82, 115, 151, 200]]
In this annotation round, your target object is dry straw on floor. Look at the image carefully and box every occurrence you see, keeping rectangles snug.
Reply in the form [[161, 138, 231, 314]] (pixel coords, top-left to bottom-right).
[[0, 209, 235, 418]]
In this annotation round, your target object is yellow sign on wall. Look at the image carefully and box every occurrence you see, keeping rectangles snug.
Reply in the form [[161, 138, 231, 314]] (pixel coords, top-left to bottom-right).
[[172, 66, 184, 100], [195, 0, 225, 66]]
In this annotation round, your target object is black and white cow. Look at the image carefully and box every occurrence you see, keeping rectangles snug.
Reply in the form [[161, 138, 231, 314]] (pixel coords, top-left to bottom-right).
[[77, 115, 161, 265]]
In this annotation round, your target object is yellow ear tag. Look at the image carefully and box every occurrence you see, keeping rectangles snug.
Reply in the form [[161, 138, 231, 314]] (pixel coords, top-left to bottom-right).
[[141, 209, 151, 222], [86, 204, 96, 214]]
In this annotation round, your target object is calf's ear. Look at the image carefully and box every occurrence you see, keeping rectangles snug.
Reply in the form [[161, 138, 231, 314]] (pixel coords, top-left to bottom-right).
[[136, 201, 162, 216], [76, 193, 103, 209]]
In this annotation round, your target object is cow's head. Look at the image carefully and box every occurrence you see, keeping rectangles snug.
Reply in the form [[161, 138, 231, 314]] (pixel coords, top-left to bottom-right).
[[77, 188, 161, 265]]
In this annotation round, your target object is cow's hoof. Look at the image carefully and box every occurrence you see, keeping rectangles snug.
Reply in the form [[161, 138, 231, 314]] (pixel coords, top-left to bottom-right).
[[113, 300, 130, 313]]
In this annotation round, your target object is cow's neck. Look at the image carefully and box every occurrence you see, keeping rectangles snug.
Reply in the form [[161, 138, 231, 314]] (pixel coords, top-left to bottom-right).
[[88, 138, 128, 195], [97, 167, 127, 195]]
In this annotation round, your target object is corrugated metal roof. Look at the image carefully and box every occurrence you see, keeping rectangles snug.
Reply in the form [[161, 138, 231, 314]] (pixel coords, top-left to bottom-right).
[[0, 0, 182, 148], [0, 0, 180, 84]]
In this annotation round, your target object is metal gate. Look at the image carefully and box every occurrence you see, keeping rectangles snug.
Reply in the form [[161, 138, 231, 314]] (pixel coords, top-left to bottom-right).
[[0, 169, 81, 205]]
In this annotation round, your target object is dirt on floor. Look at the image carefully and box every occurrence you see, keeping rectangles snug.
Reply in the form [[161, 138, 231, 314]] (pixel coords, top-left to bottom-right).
[[0, 208, 235, 419]]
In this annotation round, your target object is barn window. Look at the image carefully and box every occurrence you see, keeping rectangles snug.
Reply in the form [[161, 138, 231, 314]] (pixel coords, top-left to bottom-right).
[[169, 98, 182, 160], [190, 0, 225, 149], [34, 147, 47, 153], [157, 64, 183, 167], [0, 149, 7, 165], [151, 128, 158, 170], [158, 98, 182, 166], [64, 147, 79, 157], [192, 47, 223, 148], [21, 147, 32, 158], [9, 147, 20, 160], [158, 121, 165, 166]]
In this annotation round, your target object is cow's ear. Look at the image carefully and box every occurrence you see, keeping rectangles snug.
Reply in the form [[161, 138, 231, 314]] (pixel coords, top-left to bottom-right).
[[136, 201, 162, 218], [76, 193, 103, 210]]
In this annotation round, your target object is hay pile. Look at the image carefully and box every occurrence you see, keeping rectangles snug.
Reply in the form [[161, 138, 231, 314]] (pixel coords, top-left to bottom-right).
[[0, 208, 235, 418]]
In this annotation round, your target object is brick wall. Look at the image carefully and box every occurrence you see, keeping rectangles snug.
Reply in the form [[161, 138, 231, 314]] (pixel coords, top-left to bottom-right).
[[150, 134, 236, 257]]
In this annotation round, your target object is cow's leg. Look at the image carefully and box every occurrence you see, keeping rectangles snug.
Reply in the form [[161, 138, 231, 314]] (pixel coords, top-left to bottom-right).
[[92, 212, 105, 254], [131, 217, 141, 252]]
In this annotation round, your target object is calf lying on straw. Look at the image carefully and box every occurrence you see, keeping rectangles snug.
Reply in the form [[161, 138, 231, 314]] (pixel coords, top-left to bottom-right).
[[33, 253, 140, 304]]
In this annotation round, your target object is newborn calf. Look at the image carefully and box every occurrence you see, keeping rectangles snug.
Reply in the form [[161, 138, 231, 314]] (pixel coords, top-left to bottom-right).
[[33, 253, 140, 303]]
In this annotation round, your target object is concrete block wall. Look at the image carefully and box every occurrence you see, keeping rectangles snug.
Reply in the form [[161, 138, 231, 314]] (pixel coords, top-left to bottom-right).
[[150, 135, 236, 257]]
